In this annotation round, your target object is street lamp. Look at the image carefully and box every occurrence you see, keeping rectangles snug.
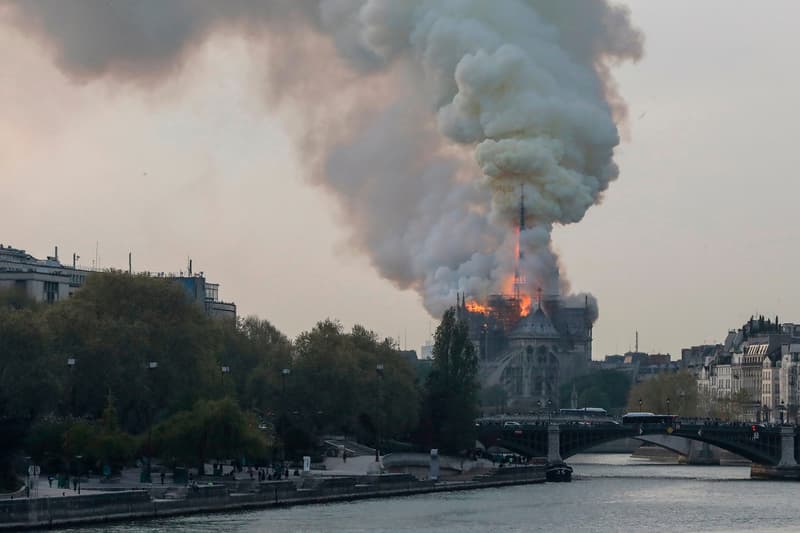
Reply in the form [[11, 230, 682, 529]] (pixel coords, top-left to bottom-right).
[[666, 397, 671, 416], [67, 357, 77, 416], [639, 398, 643, 411], [780, 400, 786, 426], [547, 398, 553, 422], [280, 368, 290, 461], [220, 365, 230, 387], [679, 390, 685, 415], [375, 363, 385, 462], [144, 361, 158, 484]]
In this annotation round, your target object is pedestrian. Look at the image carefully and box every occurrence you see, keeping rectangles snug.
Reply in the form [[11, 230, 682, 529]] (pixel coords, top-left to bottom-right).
[[47, 476, 53, 488], [72, 476, 78, 491], [160, 471, 165, 485]]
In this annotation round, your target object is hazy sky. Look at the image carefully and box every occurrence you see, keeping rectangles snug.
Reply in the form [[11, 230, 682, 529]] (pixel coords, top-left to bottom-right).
[[2, 1, 798, 359]]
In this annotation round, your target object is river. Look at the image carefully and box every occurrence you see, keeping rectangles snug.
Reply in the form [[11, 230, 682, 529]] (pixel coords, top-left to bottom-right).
[[56, 454, 800, 532]]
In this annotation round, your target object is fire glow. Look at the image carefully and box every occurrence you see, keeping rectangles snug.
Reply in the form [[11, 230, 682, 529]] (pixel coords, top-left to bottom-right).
[[465, 300, 489, 314]]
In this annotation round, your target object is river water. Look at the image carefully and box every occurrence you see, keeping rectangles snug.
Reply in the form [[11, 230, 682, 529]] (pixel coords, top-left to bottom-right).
[[58, 454, 800, 532]]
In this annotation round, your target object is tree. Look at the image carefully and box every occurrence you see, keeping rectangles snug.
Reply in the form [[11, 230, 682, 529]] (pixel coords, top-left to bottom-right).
[[560, 370, 631, 413], [152, 398, 269, 469], [626, 371, 699, 416], [44, 272, 222, 432], [288, 321, 419, 450], [217, 317, 292, 409], [0, 307, 59, 489], [480, 384, 508, 415], [423, 308, 479, 453]]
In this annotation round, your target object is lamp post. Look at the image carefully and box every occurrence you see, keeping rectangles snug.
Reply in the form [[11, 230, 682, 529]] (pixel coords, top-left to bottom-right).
[[666, 397, 671, 416], [780, 400, 786, 426], [375, 363, 384, 462], [679, 390, 685, 416], [144, 361, 158, 484], [547, 398, 553, 422], [280, 368, 290, 461], [220, 365, 230, 388], [67, 357, 76, 416], [639, 398, 643, 411]]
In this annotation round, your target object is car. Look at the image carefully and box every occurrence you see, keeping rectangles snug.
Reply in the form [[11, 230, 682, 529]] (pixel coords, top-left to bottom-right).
[[503, 421, 522, 428]]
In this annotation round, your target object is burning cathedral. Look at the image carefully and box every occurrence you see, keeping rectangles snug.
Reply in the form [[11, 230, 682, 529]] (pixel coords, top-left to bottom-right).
[[456, 191, 594, 411]]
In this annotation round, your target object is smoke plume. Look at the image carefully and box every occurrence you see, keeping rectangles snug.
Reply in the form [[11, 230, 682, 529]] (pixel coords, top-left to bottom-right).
[[3, 0, 643, 318]]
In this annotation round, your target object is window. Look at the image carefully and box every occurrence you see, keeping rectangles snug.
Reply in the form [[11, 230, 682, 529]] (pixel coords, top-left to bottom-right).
[[43, 281, 59, 303]]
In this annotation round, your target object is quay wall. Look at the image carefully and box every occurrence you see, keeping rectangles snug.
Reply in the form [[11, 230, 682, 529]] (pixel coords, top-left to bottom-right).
[[0, 468, 545, 531]]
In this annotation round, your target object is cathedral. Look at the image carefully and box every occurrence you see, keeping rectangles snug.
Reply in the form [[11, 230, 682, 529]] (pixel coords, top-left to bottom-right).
[[457, 291, 593, 411]]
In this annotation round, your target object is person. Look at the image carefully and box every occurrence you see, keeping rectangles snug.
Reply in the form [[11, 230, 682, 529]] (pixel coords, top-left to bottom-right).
[[72, 476, 78, 491], [47, 476, 53, 488], [160, 471, 165, 485]]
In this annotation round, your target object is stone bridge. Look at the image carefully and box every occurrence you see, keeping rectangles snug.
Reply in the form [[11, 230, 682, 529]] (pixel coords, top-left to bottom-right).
[[476, 418, 800, 478]]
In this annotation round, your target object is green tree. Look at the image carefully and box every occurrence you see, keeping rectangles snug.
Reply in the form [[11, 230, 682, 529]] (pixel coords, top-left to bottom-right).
[[626, 371, 699, 416], [152, 398, 269, 469], [560, 370, 632, 413], [44, 272, 221, 432], [218, 317, 292, 411], [288, 321, 419, 451], [0, 306, 59, 489], [480, 384, 508, 415], [424, 308, 479, 453]]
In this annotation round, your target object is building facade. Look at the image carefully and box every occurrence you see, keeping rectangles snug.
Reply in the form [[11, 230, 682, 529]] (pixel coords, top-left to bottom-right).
[[0, 243, 236, 321], [687, 317, 800, 423]]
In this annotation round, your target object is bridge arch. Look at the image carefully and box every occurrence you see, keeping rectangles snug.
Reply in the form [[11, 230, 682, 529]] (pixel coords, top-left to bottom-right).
[[477, 422, 789, 466]]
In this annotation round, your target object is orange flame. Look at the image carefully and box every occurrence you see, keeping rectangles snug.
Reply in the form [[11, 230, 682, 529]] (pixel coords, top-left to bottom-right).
[[465, 300, 489, 314], [519, 292, 532, 316]]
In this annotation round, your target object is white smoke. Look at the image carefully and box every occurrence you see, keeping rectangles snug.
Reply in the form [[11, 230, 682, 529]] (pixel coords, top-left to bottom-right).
[[2, 0, 643, 318]]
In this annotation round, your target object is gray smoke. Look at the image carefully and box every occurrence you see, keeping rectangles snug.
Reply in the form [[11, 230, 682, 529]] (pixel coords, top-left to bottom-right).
[[2, 0, 643, 318]]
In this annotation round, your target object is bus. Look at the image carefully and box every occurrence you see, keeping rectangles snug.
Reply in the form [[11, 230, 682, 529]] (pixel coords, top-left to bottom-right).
[[621, 412, 678, 425], [559, 407, 609, 418]]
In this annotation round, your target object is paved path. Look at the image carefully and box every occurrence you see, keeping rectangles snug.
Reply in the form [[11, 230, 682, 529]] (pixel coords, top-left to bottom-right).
[[321, 455, 383, 476]]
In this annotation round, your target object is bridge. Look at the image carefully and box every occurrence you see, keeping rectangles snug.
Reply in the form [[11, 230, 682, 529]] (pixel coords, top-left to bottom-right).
[[476, 417, 800, 479]]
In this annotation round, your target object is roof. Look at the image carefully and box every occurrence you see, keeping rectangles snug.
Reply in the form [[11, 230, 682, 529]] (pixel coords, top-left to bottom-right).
[[509, 307, 560, 340]]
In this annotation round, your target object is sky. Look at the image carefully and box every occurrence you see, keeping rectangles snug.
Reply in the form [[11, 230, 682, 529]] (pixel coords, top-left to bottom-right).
[[1, 1, 799, 359]]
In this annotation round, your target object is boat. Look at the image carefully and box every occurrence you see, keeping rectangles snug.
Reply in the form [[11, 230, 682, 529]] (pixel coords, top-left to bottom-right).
[[546, 463, 573, 482]]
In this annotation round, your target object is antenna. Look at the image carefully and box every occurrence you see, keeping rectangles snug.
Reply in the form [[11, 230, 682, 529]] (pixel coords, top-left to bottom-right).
[[128, 252, 132, 274], [635, 330, 639, 353]]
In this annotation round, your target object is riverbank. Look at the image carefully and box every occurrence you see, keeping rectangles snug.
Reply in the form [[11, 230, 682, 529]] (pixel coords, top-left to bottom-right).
[[0, 467, 545, 531]]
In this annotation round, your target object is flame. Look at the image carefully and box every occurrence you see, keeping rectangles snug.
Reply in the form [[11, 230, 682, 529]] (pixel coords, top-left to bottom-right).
[[519, 292, 532, 316], [465, 300, 489, 314], [463, 222, 532, 319]]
